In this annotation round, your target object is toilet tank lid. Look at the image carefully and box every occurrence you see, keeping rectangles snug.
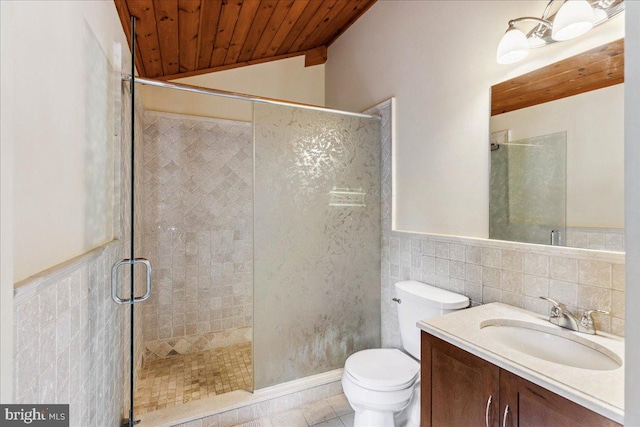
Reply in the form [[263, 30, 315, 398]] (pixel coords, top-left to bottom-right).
[[395, 280, 469, 310]]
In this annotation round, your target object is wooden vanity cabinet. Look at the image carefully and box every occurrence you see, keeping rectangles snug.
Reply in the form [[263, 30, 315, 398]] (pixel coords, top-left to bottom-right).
[[499, 369, 620, 427], [421, 331, 500, 426], [421, 331, 622, 427]]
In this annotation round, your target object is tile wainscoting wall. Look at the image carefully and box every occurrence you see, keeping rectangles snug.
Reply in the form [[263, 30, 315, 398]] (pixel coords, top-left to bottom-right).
[[140, 111, 253, 359], [381, 232, 625, 348], [13, 244, 127, 426], [373, 99, 626, 350]]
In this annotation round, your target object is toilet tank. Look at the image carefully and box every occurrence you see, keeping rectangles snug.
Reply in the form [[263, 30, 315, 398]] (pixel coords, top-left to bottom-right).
[[395, 280, 469, 359]]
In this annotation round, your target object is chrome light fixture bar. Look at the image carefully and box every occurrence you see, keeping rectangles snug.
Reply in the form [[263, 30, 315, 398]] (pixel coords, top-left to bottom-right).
[[497, 0, 625, 65]]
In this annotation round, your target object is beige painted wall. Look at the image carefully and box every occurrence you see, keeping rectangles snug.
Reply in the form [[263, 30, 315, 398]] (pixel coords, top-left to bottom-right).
[[1, 0, 16, 402], [325, 0, 624, 237], [5, 1, 128, 283], [491, 84, 624, 229], [139, 56, 325, 122]]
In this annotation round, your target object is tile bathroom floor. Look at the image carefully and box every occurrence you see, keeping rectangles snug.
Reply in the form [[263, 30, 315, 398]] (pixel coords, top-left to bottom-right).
[[234, 394, 355, 427], [134, 342, 252, 414]]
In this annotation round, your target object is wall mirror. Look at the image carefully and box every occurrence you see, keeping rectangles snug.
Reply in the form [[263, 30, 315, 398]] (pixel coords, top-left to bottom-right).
[[490, 39, 624, 252]]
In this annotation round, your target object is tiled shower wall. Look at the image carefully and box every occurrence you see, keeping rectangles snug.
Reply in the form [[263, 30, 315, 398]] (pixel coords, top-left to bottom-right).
[[141, 112, 253, 360], [373, 100, 626, 350]]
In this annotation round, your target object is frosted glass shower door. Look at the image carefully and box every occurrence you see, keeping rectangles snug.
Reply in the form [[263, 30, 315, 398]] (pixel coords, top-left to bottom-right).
[[253, 104, 381, 389]]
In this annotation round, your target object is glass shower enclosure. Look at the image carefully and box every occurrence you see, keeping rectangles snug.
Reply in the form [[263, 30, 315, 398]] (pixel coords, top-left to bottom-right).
[[118, 73, 382, 421], [253, 104, 381, 388]]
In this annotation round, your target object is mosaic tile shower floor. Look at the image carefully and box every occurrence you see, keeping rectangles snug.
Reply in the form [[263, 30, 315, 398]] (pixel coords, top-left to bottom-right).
[[134, 342, 252, 414]]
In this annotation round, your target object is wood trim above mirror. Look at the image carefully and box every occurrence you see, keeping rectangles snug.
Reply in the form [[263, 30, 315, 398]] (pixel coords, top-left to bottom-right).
[[491, 38, 624, 116]]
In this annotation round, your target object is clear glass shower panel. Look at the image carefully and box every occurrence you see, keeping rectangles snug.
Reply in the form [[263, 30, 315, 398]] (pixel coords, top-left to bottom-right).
[[490, 131, 567, 245], [253, 104, 381, 389]]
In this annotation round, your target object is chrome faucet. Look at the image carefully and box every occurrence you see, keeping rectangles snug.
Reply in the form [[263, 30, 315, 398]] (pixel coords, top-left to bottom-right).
[[539, 296, 609, 335]]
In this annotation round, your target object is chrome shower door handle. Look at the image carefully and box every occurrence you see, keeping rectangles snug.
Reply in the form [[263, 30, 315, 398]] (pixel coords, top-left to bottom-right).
[[111, 258, 152, 304]]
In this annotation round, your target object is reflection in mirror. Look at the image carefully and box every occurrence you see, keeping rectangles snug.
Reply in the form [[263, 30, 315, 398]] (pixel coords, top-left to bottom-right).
[[490, 40, 624, 252], [490, 131, 567, 246]]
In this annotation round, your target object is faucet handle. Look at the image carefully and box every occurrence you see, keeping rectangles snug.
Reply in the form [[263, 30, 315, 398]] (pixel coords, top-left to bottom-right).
[[580, 309, 609, 328], [539, 296, 567, 317]]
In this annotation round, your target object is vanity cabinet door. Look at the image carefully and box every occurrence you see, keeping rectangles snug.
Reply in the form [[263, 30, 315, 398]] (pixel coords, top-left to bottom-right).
[[421, 331, 500, 427], [499, 369, 621, 427]]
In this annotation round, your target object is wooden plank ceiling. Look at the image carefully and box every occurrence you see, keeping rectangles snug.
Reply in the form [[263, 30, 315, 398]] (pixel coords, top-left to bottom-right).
[[491, 39, 624, 116], [114, 0, 376, 80]]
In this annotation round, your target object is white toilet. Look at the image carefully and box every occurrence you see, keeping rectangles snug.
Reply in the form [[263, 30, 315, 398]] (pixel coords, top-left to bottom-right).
[[342, 280, 469, 427]]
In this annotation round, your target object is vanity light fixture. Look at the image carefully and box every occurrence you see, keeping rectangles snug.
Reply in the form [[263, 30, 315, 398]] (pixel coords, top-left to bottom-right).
[[496, 0, 624, 65]]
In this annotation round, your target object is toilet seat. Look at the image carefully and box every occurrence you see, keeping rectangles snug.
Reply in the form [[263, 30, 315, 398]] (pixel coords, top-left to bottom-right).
[[345, 349, 419, 392]]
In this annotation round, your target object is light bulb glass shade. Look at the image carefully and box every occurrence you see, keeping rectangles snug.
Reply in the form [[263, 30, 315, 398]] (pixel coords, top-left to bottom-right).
[[552, 0, 595, 41], [497, 27, 529, 64]]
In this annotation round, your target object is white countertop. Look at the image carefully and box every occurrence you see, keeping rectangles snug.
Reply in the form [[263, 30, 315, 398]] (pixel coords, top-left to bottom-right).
[[418, 302, 624, 424]]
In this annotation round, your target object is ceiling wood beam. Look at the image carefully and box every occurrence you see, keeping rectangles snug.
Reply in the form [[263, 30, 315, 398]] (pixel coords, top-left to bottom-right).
[[492, 65, 624, 115], [157, 47, 325, 81], [304, 45, 327, 66], [492, 39, 624, 103], [492, 54, 624, 106], [491, 39, 624, 116]]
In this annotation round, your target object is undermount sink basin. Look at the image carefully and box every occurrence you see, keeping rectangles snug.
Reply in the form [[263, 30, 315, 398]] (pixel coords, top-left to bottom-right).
[[480, 319, 622, 371]]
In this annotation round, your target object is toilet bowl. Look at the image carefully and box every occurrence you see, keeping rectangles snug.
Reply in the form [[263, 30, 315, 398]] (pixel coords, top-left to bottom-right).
[[343, 348, 420, 427], [342, 281, 469, 427]]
